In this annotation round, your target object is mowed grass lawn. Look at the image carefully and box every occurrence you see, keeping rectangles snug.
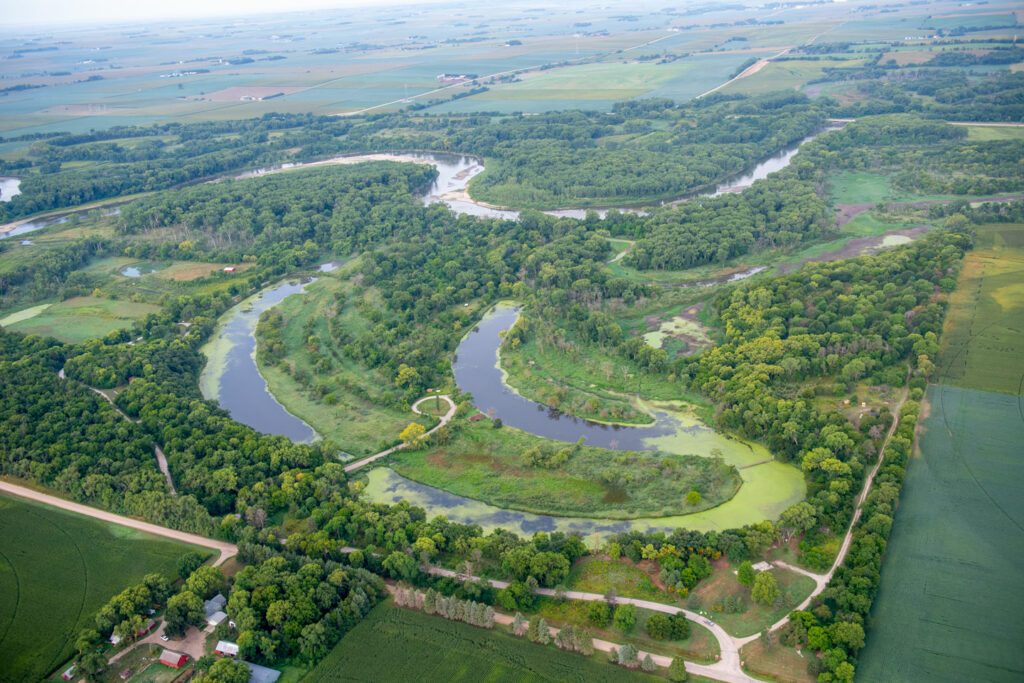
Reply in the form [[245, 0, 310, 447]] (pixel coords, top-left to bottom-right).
[[937, 223, 1024, 395], [3, 296, 160, 343], [858, 384, 1024, 682], [304, 601, 660, 682], [0, 495, 207, 682]]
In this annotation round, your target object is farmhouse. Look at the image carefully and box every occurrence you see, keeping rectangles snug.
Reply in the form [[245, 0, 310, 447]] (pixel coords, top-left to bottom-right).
[[204, 593, 227, 618], [208, 610, 228, 627], [159, 650, 188, 668], [244, 661, 282, 683], [216, 640, 239, 656]]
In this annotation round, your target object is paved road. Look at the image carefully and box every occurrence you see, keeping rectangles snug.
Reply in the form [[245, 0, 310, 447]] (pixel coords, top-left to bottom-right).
[[0, 480, 237, 565], [343, 394, 456, 472]]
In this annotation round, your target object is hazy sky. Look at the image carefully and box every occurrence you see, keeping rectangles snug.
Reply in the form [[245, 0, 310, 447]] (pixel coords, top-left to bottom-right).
[[3, 0, 447, 27]]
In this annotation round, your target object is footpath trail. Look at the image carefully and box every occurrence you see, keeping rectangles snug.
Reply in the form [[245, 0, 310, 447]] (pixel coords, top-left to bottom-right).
[[343, 394, 456, 472], [58, 367, 178, 494], [0, 480, 237, 565], [732, 373, 911, 648]]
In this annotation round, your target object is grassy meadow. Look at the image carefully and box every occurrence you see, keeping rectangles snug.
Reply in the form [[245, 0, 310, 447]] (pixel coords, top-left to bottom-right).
[[304, 601, 661, 682], [690, 566, 815, 638], [857, 384, 1024, 682], [0, 495, 207, 683], [391, 420, 742, 519], [936, 223, 1024, 395], [1, 296, 160, 342]]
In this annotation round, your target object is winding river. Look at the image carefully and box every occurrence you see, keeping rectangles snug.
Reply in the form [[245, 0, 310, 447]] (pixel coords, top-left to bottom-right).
[[199, 281, 318, 444], [199, 132, 831, 533]]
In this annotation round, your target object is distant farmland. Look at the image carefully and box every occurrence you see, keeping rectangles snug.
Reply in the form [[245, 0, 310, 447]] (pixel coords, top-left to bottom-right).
[[858, 384, 1024, 682], [0, 495, 206, 682]]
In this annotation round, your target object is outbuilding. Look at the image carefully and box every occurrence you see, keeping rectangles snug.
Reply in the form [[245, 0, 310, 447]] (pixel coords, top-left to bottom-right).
[[244, 661, 282, 683], [216, 640, 239, 657], [61, 664, 76, 680], [159, 650, 188, 668]]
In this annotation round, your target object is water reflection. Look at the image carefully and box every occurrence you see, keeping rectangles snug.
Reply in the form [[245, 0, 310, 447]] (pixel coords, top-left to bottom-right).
[[199, 281, 318, 443]]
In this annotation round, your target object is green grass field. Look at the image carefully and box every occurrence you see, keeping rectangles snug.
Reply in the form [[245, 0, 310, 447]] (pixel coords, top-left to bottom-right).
[[964, 125, 1024, 142], [392, 419, 742, 519], [304, 601, 661, 682], [533, 597, 721, 665], [691, 566, 815, 638], [566, 558, 672, 604], [0, 495, 207, 683], [857, 384, 1024, 682], [936, 223, 1024, 395], [740, 638, 814, 683], [3, 296, 160, 343], [720, 59, 866, 96]]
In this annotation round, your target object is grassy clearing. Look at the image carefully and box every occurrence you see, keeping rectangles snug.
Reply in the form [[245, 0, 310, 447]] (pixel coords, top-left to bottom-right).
[[691, 565, 815, 638], [740, 638, 815, 683], [4, 296, 160, 342], [858, 384, 1024, 682], [964, 125, 1024, 142], [153, 261, 253, 281], [936, 223, 1024, 395], [257, 276, 431, 456], [391, 419, 742, 519], [566, 557, 671, 604], [305, 601, 659, 682], [721, 59, 865, 96], [534, 597, 720, 665], [0, 495, 207, 683]]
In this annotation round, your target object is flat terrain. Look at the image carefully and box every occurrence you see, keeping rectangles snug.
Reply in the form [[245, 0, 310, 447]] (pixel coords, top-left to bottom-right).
[[304, 601, 659, 682], [857, 384, 1024, 682], [937, 223, 1024, 395], [1, 296, 160, 343], [0, 495, 204, 683]]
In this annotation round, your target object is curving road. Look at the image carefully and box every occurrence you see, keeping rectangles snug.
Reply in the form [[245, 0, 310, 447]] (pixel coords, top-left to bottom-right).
[[424, 565, 759, 683], [343, 394, 456, 472], [0, 480, 236, 565]]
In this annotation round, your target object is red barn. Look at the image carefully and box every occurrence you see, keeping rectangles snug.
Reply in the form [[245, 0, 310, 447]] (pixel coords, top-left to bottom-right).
[[159, 650, 188, 668]]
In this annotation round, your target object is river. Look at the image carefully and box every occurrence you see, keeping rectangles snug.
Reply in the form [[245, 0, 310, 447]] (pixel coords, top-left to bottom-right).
[[199, 281, 318, 443], [234, 125, 839, 222]]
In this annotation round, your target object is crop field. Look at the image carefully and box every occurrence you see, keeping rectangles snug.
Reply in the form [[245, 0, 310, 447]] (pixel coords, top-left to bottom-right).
[[720, 59, 865, 96], [0, 495, 206, 683], [2, 296, 160, 342], [305, 601, 659, 682], [858, 384, 1024, 682], [430, 52, 773, 114], [936, 223, 1024, 395]]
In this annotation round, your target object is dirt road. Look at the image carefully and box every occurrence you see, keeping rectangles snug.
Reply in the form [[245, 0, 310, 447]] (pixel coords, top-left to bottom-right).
[[0, 480, 236, 565]]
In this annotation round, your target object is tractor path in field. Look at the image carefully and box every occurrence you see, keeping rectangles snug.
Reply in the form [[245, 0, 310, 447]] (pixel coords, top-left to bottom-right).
[[0, 480, 236, 565], [343, 395, 456, 472]]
